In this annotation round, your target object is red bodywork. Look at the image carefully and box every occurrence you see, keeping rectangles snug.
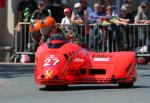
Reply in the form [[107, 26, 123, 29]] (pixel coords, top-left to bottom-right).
[[34, 42, 137, 87]]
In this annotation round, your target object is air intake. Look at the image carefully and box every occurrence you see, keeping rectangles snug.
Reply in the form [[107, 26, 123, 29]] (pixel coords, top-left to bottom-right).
[[89, 69, 106, 75]]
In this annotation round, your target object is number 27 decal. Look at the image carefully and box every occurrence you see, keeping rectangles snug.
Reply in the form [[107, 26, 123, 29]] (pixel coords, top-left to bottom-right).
[[43, 56, 60, 67]]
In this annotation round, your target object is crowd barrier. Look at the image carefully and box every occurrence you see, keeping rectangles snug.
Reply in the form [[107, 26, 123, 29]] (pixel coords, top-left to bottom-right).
[[128, 24, 150, 57], [13, 22, 150, 62], [13, 22, 34, 62]]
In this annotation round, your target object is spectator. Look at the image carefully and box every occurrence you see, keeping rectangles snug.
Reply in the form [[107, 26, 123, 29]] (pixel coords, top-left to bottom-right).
[[17, 0, 37, 32], [16, 0, 37, 52], [71, 2, 88, 43], [18, 0, 37, 23], [119, 4, 128, 18], [123, 0, 136, 23], [119, 4, 132, 50], [30, 0, 52, 51], [61, 0, 72, 8], [89, 3, 105, 24], [121, 0, 136, 50], [80, 0, 93, 14], [124, 0, 133, 12], [102, 0, 115, 6], [101, 0, 118, 17], [119, 4, 133, 23], [88, 3, 105, 50], [102, 6, 130, 51], [30, 0, 51, 23], [134, 2, 150, 48], [134, 2, 150, 24], [137, 0, 148, 5], [44, 0, 53, 7], [71, 2, 88, 25], [104, 6, 130, 26], [61, 7, 73, 33], [60, 7, 87, 48], [49, 0, 64, 23]]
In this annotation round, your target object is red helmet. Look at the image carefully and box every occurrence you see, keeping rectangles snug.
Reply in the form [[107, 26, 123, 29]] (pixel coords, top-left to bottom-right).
[[64, 8, 71, 13]]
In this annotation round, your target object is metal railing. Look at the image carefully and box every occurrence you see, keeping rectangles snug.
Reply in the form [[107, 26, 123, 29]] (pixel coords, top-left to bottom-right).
[[13, 22, 150, 62], [13, 22, 34, 62], [128, 24, 150, 56], [14, 22, 34, 54]]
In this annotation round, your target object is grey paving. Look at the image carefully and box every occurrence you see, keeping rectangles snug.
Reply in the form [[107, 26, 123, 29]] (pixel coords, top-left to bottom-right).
[[0, 64, 150, 103]]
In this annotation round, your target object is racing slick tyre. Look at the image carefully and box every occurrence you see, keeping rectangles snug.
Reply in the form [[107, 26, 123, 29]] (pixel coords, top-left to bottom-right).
[[45, 85, 68, 90], [118, 82, 134, 88]]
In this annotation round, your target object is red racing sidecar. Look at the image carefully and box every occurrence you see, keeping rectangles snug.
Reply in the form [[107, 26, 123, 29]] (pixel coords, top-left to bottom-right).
[[34, 35, 137, 89]]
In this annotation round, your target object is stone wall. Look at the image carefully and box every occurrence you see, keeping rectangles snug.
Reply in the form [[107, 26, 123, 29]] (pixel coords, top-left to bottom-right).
[[0, 0, 20, 62]]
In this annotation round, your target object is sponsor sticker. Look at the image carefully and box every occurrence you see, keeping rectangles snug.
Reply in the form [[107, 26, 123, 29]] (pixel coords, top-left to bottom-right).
[[93, 57, 109, 62], [73, 58, 84, 62]]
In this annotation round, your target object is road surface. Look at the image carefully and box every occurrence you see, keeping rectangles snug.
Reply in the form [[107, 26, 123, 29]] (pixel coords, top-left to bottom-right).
[[0, 64, 150, 103]]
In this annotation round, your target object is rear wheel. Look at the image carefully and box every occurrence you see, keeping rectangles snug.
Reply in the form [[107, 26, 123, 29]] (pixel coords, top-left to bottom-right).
[[118, 82, 134, 88]]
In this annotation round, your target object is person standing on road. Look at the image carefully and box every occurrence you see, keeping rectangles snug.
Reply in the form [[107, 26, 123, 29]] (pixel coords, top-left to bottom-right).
[[30, 0, 52, 51], [16, 0, 37, 52], [18, 0, 37, 23], [30, 0, 51, 23]]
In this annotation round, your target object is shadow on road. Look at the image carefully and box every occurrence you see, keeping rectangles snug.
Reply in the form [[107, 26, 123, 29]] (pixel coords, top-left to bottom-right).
[[137, 65, 150, 70], [139, 74, 150, 77], [39, 85, 150, 91], [0, 64, 34, 78]]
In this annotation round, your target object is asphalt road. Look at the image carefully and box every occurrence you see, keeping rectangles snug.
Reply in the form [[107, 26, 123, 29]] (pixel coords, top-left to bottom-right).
[[0, 64, 150, 103]]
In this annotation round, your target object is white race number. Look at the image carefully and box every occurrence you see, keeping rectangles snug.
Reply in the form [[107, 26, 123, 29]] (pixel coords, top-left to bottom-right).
[[43, 55, 60, 67]]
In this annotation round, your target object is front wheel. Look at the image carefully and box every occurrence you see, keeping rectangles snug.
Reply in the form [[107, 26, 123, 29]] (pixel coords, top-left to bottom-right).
[[118, 82, 134, 88]]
